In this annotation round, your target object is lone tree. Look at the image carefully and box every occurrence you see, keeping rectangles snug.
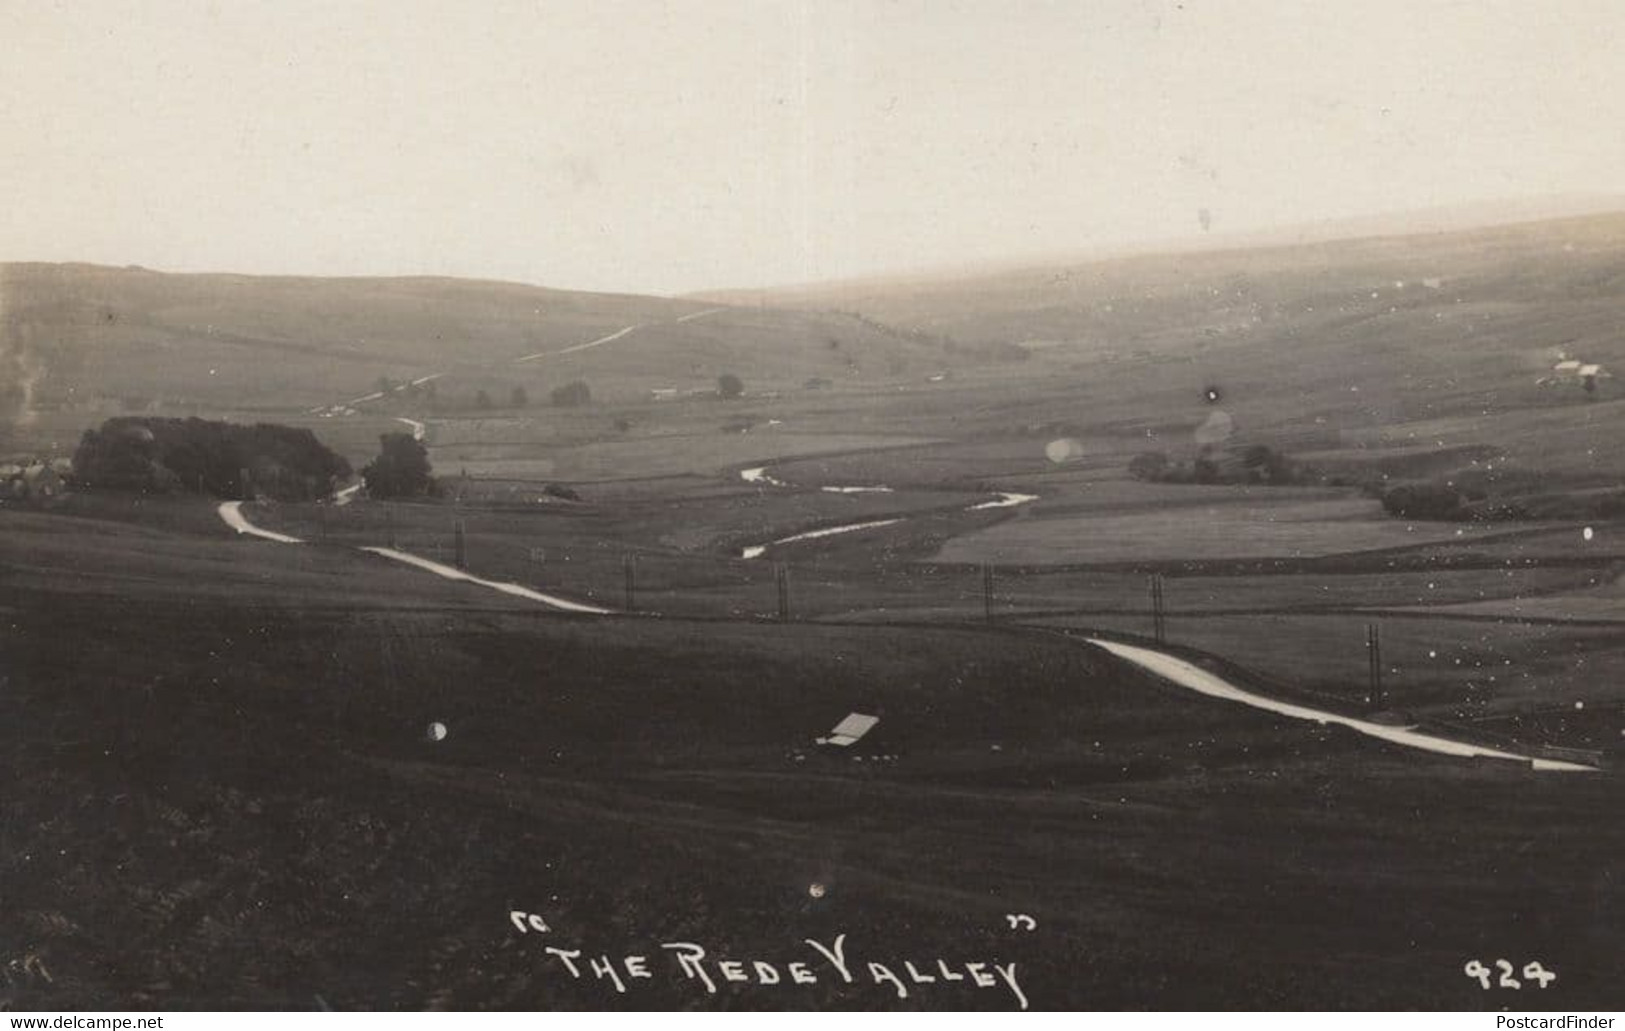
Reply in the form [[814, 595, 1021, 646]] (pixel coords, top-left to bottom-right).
[[717, 373, 744, 399], [362, 432, 438, 499], [474, 389, 493, 410], [551, 380, 591, 407], [511, 385, 529, 407]]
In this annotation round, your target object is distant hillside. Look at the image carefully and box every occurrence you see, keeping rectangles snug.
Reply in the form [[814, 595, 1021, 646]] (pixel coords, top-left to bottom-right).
[[697, 210, 1625, 505], [697, 210, 1625, 355], [0, 263, 981, 420]]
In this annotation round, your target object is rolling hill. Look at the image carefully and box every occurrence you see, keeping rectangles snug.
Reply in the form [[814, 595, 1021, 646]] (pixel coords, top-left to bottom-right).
[[698, 211, 1625, 499], [0, 263, 983, 440]]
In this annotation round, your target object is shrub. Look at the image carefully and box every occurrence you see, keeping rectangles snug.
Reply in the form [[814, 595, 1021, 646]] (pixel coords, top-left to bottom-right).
[[1128, 452, 1171, 482], [1240, 444, 1297, 484], [1381, 482, 1468, 520], [551, 380, 591, 407]]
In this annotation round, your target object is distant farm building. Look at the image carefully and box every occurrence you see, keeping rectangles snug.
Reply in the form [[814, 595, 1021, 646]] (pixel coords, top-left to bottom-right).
[[1538, 356, 1612, 392], [3, 461, 67, 503]]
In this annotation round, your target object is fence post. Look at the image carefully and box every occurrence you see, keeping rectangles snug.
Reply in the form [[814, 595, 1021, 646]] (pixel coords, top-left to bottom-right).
[[775, 563, 791, 622], [623, 553, 636, 612], [1150, 573, 1166, 644], [1367, 623, 1384, 710], [982, 563, 994, 623], [453, 518, 466, 569]]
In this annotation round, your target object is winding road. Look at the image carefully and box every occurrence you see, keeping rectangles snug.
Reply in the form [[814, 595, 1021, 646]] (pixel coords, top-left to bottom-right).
[[394, 417, 427, 441], [219, 501, 305, 544], [217, 501, 609, 614], [737, 466, 1038, 560], [358, 546, 610, 613], [1087, 637, 1596, 772], [515, 307, 724, 364], [217, 499, 1595, 771], [515, 324, 640, 364], [318, 308, 726, 414]]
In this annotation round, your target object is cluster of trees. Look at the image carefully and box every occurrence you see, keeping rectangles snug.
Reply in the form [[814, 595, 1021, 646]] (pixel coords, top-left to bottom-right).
[[73, 417, 351, 501], [468, 381, 592, 409], [1378, 482, 1474, 520], [1128, 444, 1308, 486], [1125, 439, 1625, 526], [1375, 481, 1542, 522], [473, 386, 535, 409]]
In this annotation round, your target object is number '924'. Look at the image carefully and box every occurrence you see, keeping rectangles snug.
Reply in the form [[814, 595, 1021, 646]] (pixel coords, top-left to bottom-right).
[[1465, 959, 1556, 990]]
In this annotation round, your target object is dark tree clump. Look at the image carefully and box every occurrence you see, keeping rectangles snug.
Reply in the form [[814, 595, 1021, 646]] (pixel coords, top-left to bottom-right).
[[717, 373, 744, 399], [362, 432, 440, 500], [551, 380, 591, 407], [1381, 482, 1468, 520], [73, 417, 350, 500]]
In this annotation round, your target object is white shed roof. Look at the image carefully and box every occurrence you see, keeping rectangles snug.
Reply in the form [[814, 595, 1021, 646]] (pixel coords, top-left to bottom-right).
[[817, 713, 879, 747]]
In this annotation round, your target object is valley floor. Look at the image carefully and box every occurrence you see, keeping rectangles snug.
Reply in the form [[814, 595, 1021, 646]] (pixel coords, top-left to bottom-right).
[[5, 470, 1625, 1010]]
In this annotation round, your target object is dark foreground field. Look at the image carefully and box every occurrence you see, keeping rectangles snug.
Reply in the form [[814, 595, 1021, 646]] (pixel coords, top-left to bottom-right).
[[4, 509, 1625, 1011]]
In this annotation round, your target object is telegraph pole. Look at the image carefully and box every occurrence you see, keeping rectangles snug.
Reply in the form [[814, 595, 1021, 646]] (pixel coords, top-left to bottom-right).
[[1150, 573, 1167, 644], [1367, 623, 1384, 709], [982, 563, 994, 623], [623, 553, 636, 612], [775, 563, 791, 621], [453, 518, 466, 569]]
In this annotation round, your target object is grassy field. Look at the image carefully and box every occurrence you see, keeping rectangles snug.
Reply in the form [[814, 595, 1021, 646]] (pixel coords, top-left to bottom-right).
[[7, 212, 1625, 1010], [6, 507, 1625, 1010]]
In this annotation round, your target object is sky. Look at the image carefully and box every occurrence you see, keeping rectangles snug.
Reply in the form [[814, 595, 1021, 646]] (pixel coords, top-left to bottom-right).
[[2, 0, 1623, 295]]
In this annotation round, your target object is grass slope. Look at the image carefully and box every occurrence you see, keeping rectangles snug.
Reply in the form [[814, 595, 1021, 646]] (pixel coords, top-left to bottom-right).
[[4, 505, 1625, 1010]]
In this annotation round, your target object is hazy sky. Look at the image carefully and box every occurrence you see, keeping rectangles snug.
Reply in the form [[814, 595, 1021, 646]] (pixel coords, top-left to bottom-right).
[[2, 1, 1622, 295]]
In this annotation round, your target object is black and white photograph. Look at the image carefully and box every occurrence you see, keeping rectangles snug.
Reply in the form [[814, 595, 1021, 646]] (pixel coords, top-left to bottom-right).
[[3, 0, 1624, 1013]]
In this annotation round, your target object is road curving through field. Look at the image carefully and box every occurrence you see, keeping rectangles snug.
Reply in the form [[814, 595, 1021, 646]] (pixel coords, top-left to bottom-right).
[[358, 546, 611, 613], [216, 500, 610, 614], [218, 501, 305, 544], [737, 466, 1037, 559], [1086, 637, 1596, 773]]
